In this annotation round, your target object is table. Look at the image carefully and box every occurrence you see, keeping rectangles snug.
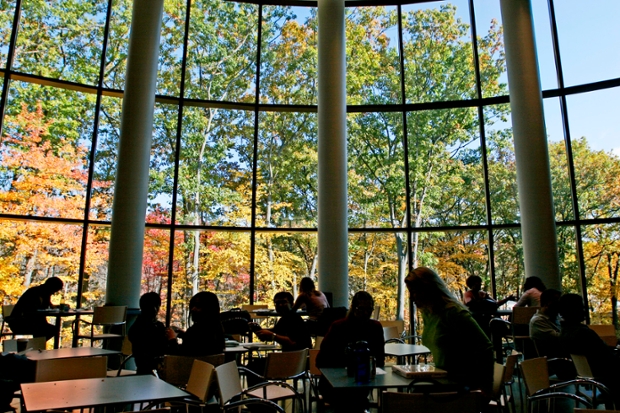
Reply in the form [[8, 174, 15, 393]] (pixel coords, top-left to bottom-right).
[[24, 347, 119, 361], [21, 375, 189, 412], [320, 366, 412, 390], [384, 343, 431, 365], [37, 308, 94, 348]]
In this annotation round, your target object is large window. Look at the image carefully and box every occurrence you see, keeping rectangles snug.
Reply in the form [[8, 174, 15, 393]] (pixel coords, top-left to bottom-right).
[[1, 0, 618, 331]]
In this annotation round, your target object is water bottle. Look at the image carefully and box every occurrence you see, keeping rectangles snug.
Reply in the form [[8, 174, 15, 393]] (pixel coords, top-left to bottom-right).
[[353, 341, 371, 383]]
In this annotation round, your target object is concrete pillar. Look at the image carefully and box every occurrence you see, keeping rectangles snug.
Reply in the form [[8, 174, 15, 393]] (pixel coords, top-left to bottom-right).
[[106, 0, 164, 307], [317, 0, 349, 307], [500, 0, 560, 289]]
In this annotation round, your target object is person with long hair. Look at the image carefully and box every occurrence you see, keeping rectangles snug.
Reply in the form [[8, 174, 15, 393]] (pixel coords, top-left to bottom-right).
[[291, 277, 330, 320], [514, 276, 546, 307], [316, 291, 385, 412], [405, 267, 493, 394], [177, 291, 225, 356]]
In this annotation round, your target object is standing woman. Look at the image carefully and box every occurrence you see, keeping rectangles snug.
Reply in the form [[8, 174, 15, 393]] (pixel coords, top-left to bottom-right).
[[514, 276, 546, 307], [177, 291, 225, 356], [291, 277, 330, 320], [405, 267, 494, 395]]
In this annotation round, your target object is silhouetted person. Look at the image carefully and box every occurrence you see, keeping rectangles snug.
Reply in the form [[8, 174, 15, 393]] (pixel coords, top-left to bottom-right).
[[514, 276, 546, 307], [292, 277, 330, 320], [177, 291, 225, 356], [8, 277, 64, 341], [464, 275, 515, 337], [128, 292, 177, 375]]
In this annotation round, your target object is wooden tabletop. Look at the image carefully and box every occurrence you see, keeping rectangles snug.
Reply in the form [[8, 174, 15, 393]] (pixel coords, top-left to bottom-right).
[[21, 375, 189, 412], [24, 347, 120, 361]]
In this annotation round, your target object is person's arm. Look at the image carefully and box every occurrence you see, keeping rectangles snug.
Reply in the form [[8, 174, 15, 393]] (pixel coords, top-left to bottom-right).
[[496, 294, 516, 307], [463, 290, 474, 304], [291, 294, 305, 312], [514, 290, 531, 307]]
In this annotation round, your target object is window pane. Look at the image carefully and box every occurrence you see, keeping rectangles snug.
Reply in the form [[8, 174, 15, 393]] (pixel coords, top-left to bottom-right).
[[346, 6, 399, 105], [348, 112, 405, 229], [403, 1, 477, 104], [408, 107, 487, 227], [472, 0, 508, 98], [0, 0, 16, 68], [557, 225, 579, 292], [567, 89, 620, 220], [493, 227, 524, 297], [13, 0, 107, 85], [254, 231, 316, 303], [177, 107, 254, 227], [484, 104, 519, 225], [82, 225, 110, 308], [349, 232, 402, 320], [172, 230, 250, 329], [147, 103, 178, 224], [104, 0, 130, 89], [554, 0, 620, 86], [184, 0, 258, 102], [530, 0, 557, 91], [142, 227, 171, 321], [157, 0, 186, 97], [1, 83, 96, 219], [582, 223, 620, 325], [262, 6, 317, 105], [256, 111, 317, 228], [544, 97, 574, 222], [92, 95, 121, 222]]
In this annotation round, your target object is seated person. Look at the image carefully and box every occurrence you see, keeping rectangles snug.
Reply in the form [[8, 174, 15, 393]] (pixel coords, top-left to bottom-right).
[[7, 277, 64, 341], [316, 291, 385, 413], [251, 291, 312, 351], [514, 276, 546, 307], [291, 277, 330, 320], [176, 291, 225, 356], [246, 292, 311, 385], [464, 275, 515, 337], [530, 289, 574, 379], [406, 267, 494, 395], [559, 293, 620, 404], [128, 292, 177, 375]]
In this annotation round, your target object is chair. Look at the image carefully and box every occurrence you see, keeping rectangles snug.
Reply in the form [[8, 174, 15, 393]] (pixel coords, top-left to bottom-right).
[[379, 320, 405, 337], [168, 359, 218, 413], [242, 304, 270, 324], [488, 362, 508, 413], [519, 357, 606, 413], [308, 349, 326, 412], [215, 361, 285, 413], [571, 353, 616, 409], [490, 317, 514, 363], [34, 356, 108, 382], [589, 324, 618, 347], [220, 309, 252, 341], [2, 336, 46, 353], [1, 304, 15, 340], [371, 305, 380, 320], [241, 349, 308, 413], [511, 307, 539, 359], [383, 326, 402, 343], [159, 353, 225, 387], [383, 390, 484, 413], [76, 305, 127, 347], [502, 352, 521, 413], [108, 334, 136, 377]]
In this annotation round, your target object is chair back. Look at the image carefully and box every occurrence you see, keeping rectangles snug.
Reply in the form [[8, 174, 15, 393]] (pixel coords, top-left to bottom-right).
[[35, 356, 107, 382], [121, 334, 133, 355], [371, 305, 381, 320], [512, 306, 539, 325], [313, 336, 323, 349], [93, 306, 127, 325], [242, 304, 269, 321], [491, 363, 506, 400], [308, 349, 321, 376], [571, 354, 594, 378], [519, 357, 550, 396], [380, 320, 405, 336], [383, 390, 483, 413], [383, 326, 400, 341], [186, 359, 215, 402], [3, 336, 46, 352], [215, 361, 244, 404], [264, 348, 309, 380], [589, 324, 617, 346], [160, 354, 225, 387], [220, 309, 252, 336], [2, 304, 14, 318], [504, 353, 519, 382]]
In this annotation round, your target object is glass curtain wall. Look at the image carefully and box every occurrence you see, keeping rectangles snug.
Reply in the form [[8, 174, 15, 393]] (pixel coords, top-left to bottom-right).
[[1, 0, 619, 335]]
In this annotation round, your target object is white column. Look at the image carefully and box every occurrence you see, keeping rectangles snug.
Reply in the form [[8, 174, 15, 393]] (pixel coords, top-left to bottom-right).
[[106, 0, 164, 307], [317, 0, 349, 307], [500, 0, 560, 289]]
